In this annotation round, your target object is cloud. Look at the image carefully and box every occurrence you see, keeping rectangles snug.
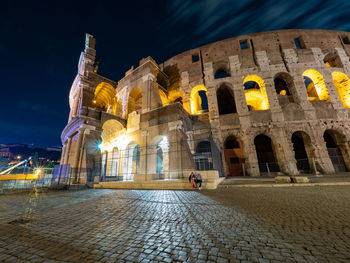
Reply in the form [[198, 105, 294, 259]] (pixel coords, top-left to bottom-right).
[[161, 0, 350, 50]]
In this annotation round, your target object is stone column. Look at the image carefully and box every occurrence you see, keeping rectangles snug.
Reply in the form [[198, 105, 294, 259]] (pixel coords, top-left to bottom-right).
[[60, 143, 67, 165], [292, 74, 317, 120], [72, 129, 85, 169], [63, 137, 72, 165], [272, 128, 298, 175], [264, 77, 284, 122], [242, 133, 260, 177]]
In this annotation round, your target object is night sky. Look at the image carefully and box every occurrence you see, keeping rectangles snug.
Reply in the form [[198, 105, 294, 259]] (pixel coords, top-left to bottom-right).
[[1, 0, 350, 147]]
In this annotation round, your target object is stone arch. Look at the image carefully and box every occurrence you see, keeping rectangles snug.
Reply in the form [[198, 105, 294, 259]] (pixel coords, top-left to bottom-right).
[[190, 85, 208, 115], [194, 140, 213, 170], [323, 129, 349, 172], [303, 69, 330, 101], [243, 75, 270, 111], [101, 119, 125, 144], [127, 87, 143, 115], [274, 72, 295, 104], [254, 134, 280, 173], [324, 52, 343, 68], [223, 135, 245, 176], [217, 83, 237, 115], [291, 131, 313, 173], [332, 72, 350, 108], [93, 82, 116, 111]]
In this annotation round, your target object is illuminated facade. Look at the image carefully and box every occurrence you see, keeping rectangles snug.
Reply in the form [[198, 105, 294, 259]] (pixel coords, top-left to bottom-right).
[[60, 29, 350, 186]]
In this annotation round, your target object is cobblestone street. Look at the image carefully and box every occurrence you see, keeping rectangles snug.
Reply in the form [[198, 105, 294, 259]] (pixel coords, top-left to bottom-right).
[[0, 187, 350, 262]]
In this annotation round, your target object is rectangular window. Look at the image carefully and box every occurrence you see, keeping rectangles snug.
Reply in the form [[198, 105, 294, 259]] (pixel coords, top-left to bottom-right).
[[341, 35, 350, 45], [230, 157, 239, 164], [239, 39, 248, 50], [192, 54, 199, 62], [294, 37, 305, 49]]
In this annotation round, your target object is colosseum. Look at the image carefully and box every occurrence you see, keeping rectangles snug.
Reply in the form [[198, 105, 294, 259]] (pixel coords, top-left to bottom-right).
[[58, 29, 350, 188]]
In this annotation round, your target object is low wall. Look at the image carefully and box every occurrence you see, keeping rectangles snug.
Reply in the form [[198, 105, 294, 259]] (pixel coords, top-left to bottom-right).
[[94, 170, 223, 190]]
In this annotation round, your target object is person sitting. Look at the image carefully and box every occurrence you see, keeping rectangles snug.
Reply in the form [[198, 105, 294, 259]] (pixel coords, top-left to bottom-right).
[[195, 172, 202, 189], [189, 172, 197, 189]]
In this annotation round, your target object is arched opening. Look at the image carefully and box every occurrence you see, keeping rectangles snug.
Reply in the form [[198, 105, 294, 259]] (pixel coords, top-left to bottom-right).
[[101, 151, 108, 180], [214, 68, 231, 79], [153, 136, 169, 177], [93, 82, 116, 111], [101, 120, 125, 144], [243, 75, 270, 111], [217, 84, 237, 115], [128, 87, 143, 115], [324, 52, 343, 68], [224, 136, 244, 176], [194, 141, 213, 170], [254, 134, 280, 173], [274, 72, 295, 105], [332, 72, 350, 108], [303, 69, 330, 101], [156, 146, 163, 174], [123, 142, 140, 181], [323, 131, 348, 172], [108, 147, 119, 177], [190, 85, 208, 115], [291, 132, 312, 173], [158, 89, 169, 106]]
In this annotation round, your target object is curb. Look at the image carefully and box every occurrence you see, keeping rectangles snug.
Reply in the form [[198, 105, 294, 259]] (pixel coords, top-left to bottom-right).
[[218, 182, 350, 188]]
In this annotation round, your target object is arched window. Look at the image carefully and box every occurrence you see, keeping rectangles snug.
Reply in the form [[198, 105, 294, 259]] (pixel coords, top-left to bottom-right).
[[332, 72, 350, 108], [274, 72, 295, 105], [190, 85, 209, 114], [303, 69, 330, 101], [254, 134, 280, 173], [243, 75, 270, 111], [93, 82, 116, 111], [324, 52, 343, 68], [217, 85, 237, 115], [214, 68, 231, 79]]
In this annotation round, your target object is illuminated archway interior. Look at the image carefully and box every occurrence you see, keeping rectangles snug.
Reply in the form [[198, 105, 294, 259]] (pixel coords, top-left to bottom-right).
[[94, 82, 116, 111], [332, 72, 350, 108], [128, 87, 143, 115], [190, 85, 208, 114], [243, 75, 270, 111], [303, 69, 330, 101], [158, 89, 169, 106], [156, 137, 169, 174]]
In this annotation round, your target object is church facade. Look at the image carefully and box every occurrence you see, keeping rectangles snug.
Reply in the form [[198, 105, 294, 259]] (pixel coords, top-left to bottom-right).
[[59, 29, 350, 186]]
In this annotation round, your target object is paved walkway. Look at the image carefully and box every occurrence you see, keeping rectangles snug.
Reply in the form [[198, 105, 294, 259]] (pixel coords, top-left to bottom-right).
[[219, 174, 350, 187], [0, 187, 349, 262]]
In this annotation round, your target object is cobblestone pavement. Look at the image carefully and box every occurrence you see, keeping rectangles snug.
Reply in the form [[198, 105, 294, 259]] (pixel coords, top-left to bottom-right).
[[0, 187, 349, 262]]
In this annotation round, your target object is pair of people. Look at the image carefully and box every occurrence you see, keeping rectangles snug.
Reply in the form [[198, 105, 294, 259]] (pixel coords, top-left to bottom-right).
[[189, 172, 202, 189]]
